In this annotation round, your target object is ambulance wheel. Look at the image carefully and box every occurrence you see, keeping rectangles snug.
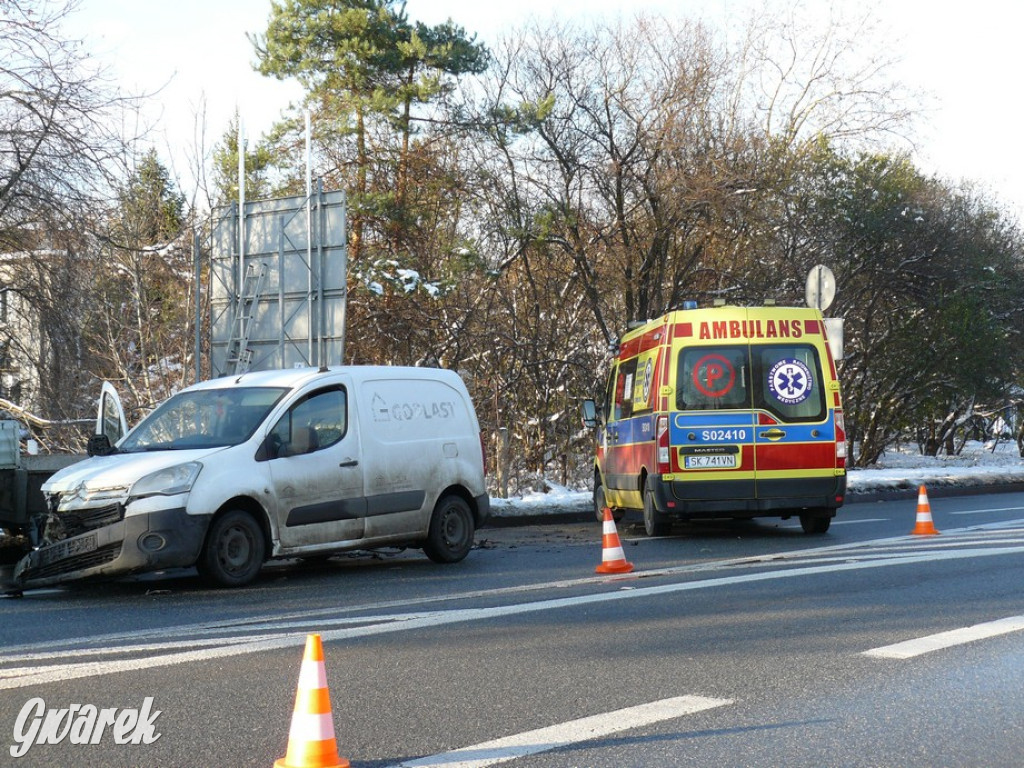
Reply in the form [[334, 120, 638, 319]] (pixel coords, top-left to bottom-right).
[[424, 495, 475, 563], [643, 489, 671, 537], [197, 510, 265, 587], [593, 481, 624, 523], [800, 513, 831, 534]]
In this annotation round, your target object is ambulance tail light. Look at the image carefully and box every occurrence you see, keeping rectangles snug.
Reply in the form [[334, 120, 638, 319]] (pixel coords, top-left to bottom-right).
[[656, 415, 671, 474], [479, 431, 489, 476], [834, 410, 847, 468]]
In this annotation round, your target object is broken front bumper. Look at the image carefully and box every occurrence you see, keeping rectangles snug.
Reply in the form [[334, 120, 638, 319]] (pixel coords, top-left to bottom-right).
[[13, 506, 208, 588]]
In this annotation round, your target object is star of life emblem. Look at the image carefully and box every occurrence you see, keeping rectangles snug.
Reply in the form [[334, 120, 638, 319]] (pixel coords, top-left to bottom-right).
[[768, 358, 812, 405]]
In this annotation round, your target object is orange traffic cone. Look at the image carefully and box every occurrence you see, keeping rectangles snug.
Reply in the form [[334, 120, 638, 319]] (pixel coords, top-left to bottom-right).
[[596, 507, 634, 574], [275, 634, 350, 768], [911, 485, 940, 536]]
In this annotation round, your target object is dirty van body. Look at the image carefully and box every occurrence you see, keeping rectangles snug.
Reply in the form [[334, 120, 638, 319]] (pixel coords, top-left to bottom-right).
[[585, 304, 846, 536], [15, 366, 490, 588]]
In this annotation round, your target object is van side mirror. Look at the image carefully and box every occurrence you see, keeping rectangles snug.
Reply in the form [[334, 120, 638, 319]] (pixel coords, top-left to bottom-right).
[[580, 399, 599, 429], [86, 434, 114, 457], [255, 433, 281, 462]]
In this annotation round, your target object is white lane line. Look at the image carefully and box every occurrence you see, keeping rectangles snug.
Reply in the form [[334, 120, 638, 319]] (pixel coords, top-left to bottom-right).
[[386, 695, 733, 768], [11, 519, 1024, 659], [6, 543, 1024, 690], [830, 518, 888, 525], [863, 615, 1024, 659], [952, 506, 1024, 516]]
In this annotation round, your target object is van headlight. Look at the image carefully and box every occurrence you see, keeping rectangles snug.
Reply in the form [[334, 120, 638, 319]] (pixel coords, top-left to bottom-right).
[[130, 462, 202, 499], [73, 484, 131, 503]]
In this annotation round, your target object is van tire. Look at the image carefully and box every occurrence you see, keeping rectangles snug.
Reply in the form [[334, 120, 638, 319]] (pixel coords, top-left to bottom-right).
[[424, 495, 475, 564], [643, 488, 671, 537], [800, 513, 831, 534], [197, 510, 265, 587]]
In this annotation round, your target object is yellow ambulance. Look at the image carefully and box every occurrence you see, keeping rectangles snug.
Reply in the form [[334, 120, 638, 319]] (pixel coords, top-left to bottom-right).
[[582, 301, 847, 536]]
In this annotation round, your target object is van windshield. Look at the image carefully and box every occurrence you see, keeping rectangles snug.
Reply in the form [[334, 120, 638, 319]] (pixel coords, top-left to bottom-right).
[[118, 387, 289, 452], [676, 344, 825, 422]]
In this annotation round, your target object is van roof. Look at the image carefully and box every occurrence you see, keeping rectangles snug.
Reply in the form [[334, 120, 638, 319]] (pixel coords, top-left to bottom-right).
[[183, 366, 463, 393]]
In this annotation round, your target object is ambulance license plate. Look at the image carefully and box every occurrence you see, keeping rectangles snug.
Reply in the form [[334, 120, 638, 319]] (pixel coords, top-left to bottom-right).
[[684, 454, 737, 469]]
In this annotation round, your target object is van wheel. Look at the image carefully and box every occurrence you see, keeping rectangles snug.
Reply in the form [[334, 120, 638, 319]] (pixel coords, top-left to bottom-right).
[[424, 496, 475, 564], [197, 510, 265, 587], [800, 513, 831, 534], [643, 488, 671, 537]]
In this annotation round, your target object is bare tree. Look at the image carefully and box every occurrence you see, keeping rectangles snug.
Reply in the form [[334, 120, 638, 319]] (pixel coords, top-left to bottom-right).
[[0, 0, 137, 239], [0, 0, 142, 443], [728, 0, 916, 150]]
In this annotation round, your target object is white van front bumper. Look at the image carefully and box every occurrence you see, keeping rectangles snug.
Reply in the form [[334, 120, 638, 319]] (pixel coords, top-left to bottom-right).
[[13, 505, 210, 588]]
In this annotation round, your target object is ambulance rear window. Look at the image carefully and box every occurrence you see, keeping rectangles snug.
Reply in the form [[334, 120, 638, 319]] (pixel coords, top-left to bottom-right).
[[752, 344, 826, 422], [676, 346, 749, 411], [675, 343, 826, 423]]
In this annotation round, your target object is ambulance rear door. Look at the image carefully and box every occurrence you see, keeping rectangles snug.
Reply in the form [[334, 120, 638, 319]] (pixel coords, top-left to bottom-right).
[[745, 308, 837, 500], [674, 341, 757, 498]]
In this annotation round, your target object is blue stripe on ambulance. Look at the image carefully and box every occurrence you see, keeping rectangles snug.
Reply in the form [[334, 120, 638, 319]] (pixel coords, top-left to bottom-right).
[[671, 413, 836, 445], [612, 414, 656, 444]]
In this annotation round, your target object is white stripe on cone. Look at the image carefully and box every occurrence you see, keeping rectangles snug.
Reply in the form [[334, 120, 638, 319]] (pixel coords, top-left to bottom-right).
[[288, 711, 337, 741], [298, 660, 329, 689]]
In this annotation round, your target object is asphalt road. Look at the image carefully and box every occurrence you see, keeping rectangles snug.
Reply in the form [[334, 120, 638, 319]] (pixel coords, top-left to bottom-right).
[[2, 490, 1024, 767]]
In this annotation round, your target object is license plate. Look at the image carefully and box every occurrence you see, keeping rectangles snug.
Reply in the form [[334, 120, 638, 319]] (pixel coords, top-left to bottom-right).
[[684, 454, 737, 469], [37, 533, 98, 566]]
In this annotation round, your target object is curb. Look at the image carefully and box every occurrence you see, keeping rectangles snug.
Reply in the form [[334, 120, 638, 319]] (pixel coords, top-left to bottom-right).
[[486, 481, 1024, 528], [846, 480, 1024, 504]]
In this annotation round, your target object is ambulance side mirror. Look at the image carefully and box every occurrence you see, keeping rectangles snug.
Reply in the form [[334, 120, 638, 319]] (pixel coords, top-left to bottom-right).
[[580, 399, 599, 429]]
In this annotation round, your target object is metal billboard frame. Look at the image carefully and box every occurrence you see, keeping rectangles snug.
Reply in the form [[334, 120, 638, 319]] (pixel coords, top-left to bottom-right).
[[207, 184, 348, 378]]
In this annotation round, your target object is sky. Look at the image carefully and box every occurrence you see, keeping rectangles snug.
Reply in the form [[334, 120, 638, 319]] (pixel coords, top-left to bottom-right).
[[63, 0, 1024, 221]]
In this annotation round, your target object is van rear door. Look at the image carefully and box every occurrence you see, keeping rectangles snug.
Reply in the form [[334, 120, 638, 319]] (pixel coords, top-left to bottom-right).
[[675, 343, 757, 497]]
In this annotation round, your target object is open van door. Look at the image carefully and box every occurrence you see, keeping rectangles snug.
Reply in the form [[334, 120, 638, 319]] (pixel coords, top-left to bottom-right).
[[88, 382, 127, 456]]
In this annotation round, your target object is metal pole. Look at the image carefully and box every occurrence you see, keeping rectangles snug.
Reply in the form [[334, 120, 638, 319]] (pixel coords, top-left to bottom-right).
[[238, 119, 246, 317], [316, 183, 325, 367], [278, 218, 286, 368], [305, 111, 314, 366], [193, 230, 201, 384], [338, 186, 348, 364]]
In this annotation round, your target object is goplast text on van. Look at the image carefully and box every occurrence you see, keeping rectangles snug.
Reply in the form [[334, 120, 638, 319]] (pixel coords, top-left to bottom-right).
[[583, 302, 846, 536]]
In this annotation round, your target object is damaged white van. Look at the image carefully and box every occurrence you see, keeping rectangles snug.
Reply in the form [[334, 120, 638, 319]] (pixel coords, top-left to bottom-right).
[[14, 366, 490, 588]]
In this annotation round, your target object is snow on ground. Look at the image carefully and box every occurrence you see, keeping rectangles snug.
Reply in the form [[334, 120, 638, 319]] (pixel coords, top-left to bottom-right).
[[490, 440, 1024, 519]]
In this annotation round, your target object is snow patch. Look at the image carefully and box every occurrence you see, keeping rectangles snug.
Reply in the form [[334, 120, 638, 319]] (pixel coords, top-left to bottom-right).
[[490, 441, 1024, 519]]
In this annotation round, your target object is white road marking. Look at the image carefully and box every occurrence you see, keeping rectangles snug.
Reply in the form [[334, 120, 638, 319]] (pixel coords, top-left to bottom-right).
[[386, 695, 733, 768], [863, 615, 1024, 659], [5, 542, 1024, 690], [830, 518, 888, 525], [951, 506, 1024, 516], [5, 522, 1024, 689]]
